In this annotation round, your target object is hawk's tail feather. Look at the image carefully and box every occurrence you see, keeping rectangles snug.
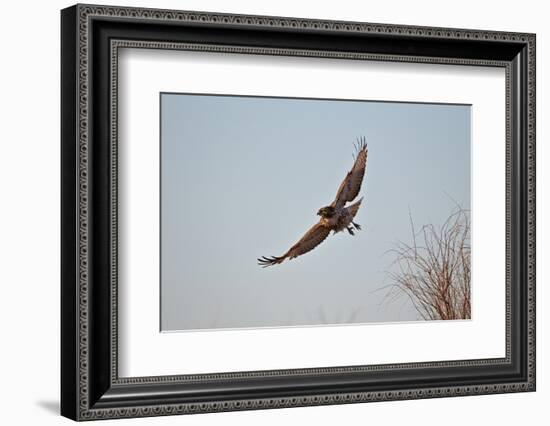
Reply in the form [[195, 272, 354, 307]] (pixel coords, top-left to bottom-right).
[[257, 255, 286, 267], [347, 197, 363, 218]]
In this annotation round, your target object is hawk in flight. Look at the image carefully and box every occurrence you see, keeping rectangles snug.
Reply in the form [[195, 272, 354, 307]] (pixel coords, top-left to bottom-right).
[[258, 138, 368, 267]]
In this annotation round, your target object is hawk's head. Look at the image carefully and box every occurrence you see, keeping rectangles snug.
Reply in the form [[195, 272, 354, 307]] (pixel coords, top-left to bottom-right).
[[317, 206, 336, 218]]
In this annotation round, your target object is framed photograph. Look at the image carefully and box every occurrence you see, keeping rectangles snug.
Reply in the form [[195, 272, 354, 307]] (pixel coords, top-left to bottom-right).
[[61, 4, 536, 421]]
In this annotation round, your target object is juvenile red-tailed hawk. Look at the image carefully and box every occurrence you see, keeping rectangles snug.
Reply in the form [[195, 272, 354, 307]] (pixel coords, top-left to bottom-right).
[[258, 137, 368, 267]]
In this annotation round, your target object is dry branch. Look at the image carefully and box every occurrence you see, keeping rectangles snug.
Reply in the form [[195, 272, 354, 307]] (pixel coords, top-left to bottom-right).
[[386, 208, 471, 320]]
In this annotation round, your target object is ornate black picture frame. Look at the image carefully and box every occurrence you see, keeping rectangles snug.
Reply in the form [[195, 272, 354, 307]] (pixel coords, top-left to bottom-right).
[[61, 3, 536, 421]]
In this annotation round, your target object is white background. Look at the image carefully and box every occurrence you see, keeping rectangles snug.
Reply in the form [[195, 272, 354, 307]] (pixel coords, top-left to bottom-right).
[[119, 50, 505, 376], [0, 0, 546, 425]]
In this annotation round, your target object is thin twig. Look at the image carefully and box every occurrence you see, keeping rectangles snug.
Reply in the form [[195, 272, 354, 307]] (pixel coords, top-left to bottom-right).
[[383, 207, 471, 320]]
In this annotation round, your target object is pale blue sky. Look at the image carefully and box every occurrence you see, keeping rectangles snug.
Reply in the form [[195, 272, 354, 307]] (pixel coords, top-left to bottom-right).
[[160, 93, 471, 331]]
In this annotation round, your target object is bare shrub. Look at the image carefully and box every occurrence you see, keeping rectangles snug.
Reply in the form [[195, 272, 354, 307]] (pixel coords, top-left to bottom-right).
[[385, 208, 471, 320]]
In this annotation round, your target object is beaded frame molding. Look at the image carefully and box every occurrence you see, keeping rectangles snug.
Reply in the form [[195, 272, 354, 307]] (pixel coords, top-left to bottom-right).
[[61, 4, 536, 421]]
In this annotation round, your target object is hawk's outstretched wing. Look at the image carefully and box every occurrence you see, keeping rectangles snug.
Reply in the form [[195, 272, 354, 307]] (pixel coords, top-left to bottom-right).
[[331, 137, 368, 209], [258, 222, 331, 267]]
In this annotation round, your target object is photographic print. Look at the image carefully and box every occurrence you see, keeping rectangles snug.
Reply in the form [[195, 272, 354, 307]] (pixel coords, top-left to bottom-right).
[[160, 93, 471, 331], [61, 6, 536, 418]]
